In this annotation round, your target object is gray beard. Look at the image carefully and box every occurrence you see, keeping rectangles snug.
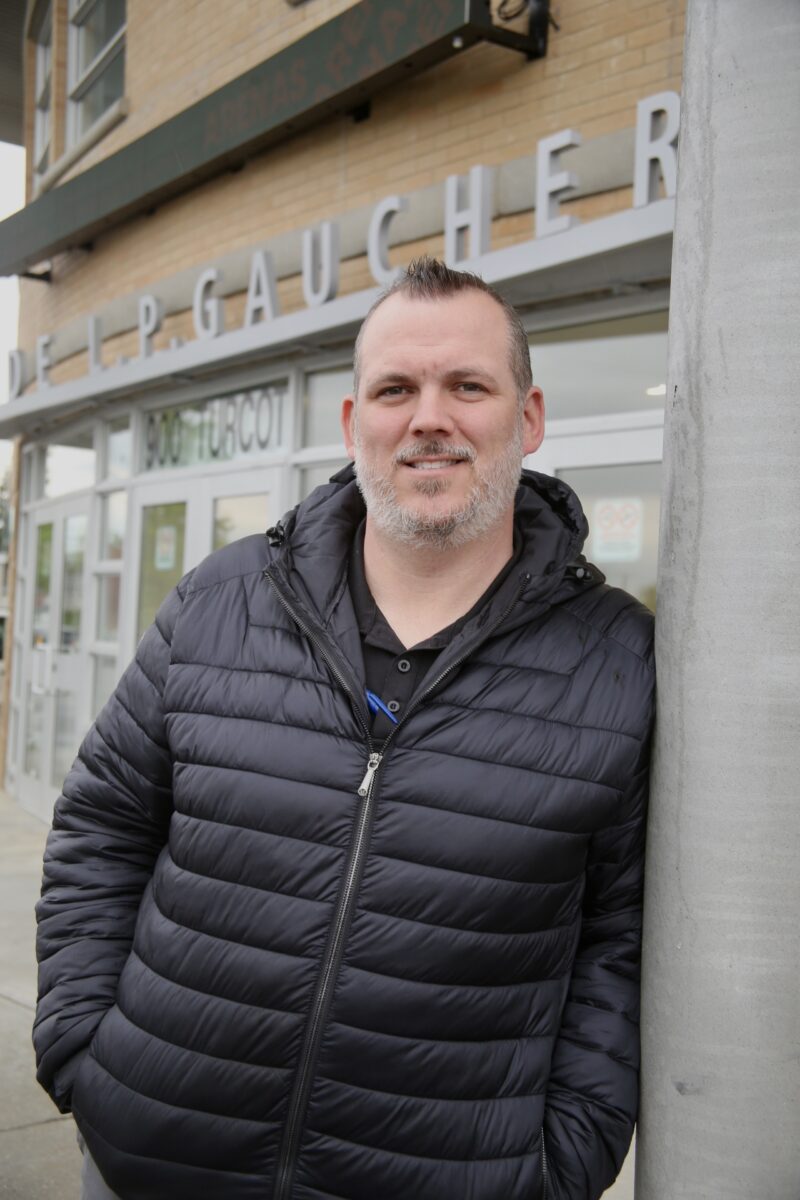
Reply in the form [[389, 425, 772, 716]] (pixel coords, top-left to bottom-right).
[[353, 430, 524, 550]]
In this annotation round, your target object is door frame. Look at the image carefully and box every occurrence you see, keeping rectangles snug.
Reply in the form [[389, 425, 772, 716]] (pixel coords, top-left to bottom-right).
[[18, 493, 93, 821], [528, 409, 664, 478]]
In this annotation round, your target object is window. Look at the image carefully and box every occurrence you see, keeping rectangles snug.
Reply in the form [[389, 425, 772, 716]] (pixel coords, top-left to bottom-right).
[[529, 312, 668, 421], [302, 368, 352, 449], [105, 415, 132, 480], [141, 385, 287, 473], [33, 6, 53, 180], [41, 428, 96, 498], [67, 0, 126, 145]]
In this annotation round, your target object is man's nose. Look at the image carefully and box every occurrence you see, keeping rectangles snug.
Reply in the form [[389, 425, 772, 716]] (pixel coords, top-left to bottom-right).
[[409, 386, 456, 436]]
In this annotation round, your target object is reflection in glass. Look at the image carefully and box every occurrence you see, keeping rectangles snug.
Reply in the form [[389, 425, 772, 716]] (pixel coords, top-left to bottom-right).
[[142, 386, 286, 472], [303, 370, 352, 448], [138, 503, 186, 639], [93, 655, 118, 718], [106, 418, 132, 480], [97, 574, 121, 641], [60, 514, 87, 651], [44, 431, 95, 498], [52, 690, 79, 787], [530, 313, 668, 422], [33, 524, 53, 647], [300, 461, 350, 500], [77, 48, 125, 138], [213, 494, 270, 551], [557, 461, 662, 612], [100, 491, 127, 559], [24, 685, 45, 779], [77, 0, 125, 76]]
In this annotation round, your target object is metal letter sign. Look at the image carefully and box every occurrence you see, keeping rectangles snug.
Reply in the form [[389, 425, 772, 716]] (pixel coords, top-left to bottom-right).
[[536, 129, 582, 238], [633, 92, 681, 208], [193, 269, 225, 339], [245, 251, 280, 325], [8, 349, 24, 400]]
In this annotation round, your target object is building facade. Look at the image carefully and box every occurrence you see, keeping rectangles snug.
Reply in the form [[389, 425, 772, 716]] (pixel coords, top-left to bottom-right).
[[0, 0, 683, 839]]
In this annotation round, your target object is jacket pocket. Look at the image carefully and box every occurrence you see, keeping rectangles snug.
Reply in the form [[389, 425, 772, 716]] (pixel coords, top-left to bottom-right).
[[70, 1004, 116, 1113]]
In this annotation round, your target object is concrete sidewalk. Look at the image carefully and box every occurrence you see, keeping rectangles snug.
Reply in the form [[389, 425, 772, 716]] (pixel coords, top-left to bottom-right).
[[0, 790, 82, 1199]]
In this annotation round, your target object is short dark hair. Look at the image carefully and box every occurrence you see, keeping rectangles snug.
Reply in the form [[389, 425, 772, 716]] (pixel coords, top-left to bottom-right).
[[352, 256, 533, 403]]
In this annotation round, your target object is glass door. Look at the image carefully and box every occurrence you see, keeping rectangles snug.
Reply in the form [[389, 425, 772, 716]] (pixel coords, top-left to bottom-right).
[[128, 466, 279, 656], [129, 479, 193, 651], [528, 420, 663, 612], [19, 496, 91, 820], [200, 467, 275, 555]]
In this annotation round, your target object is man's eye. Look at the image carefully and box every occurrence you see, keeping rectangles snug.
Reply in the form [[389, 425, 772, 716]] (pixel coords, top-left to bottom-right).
[[378, 385, 409, 397], [458, 382, 486, 393]]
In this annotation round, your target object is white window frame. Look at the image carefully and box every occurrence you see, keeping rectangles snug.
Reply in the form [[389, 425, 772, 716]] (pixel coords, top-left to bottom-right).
[[33, 5, 53, 180], [66, 0, 126, 148]]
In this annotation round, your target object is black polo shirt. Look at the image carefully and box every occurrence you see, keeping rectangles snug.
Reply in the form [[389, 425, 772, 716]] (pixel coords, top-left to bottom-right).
[[348, 521, 522, 740]]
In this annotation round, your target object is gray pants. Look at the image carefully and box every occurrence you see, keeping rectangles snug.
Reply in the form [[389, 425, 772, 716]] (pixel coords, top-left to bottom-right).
[[78, 1131, 122, 1200]]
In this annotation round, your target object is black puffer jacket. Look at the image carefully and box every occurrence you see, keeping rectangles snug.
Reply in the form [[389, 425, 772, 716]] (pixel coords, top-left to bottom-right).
[[35, 467, 654, 1200]]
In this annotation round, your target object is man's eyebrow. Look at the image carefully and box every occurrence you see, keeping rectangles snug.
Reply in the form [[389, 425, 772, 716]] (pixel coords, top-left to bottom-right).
[[364, 366, 500, 392], [442, 366, 499, 385], [364, 372, 416, 392]]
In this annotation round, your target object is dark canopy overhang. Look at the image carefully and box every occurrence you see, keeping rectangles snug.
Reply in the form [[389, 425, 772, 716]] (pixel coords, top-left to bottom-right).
[[0, 0, 26, 146], [0, 0, 549, 278]]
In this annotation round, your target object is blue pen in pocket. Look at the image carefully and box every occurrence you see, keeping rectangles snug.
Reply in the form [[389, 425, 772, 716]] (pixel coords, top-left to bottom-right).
[[366, 690, 399, 724]]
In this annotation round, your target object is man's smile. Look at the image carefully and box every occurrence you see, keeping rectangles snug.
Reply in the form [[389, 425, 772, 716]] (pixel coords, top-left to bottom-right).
[[404, 457, 468, 471], [394, 443, 476, 473]]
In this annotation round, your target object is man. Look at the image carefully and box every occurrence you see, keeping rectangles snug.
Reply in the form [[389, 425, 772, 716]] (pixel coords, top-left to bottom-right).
[[35, 257, 655, 1200]]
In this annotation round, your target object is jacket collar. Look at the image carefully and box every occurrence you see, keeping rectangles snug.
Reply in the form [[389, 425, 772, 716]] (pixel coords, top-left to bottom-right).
[[270, 464, 599, 643]]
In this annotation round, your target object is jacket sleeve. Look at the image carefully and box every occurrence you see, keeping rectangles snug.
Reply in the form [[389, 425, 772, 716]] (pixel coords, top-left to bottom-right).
[[33, 580, 187, 1113], [543, 716, 654, 1200]]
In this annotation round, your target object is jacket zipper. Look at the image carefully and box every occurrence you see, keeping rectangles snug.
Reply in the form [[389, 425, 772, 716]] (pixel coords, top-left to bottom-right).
[[265, 565, 529, 1200], [541, 1126, 549, 1199], [272, 748, 383, 1200]]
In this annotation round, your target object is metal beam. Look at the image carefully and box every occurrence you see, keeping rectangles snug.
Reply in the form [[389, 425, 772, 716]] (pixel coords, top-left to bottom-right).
[[0, 0, 549, 278]]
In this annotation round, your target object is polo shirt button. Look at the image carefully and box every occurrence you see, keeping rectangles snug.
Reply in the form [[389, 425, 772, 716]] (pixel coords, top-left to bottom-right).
[[397, 659, 411, 673], [387, 700, 400, 713]]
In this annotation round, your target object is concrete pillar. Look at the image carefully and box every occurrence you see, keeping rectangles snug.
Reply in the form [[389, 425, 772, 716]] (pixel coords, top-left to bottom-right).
[[637, 4, 800, 1199]]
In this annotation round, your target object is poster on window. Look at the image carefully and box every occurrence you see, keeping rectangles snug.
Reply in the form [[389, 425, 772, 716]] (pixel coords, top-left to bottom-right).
[[154, 525, 177, 571], [591, 497, 643, 563]]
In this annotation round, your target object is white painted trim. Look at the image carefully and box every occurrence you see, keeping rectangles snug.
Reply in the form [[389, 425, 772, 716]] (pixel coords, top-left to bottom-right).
[[547, 408, 665, 438], [34, 97, 128, 197], [471, 199, 674, 288]]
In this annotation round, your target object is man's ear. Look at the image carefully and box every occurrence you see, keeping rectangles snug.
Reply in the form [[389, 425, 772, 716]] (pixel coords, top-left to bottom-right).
[[341, 395, 357, 460], [522, 386, 545, 457]]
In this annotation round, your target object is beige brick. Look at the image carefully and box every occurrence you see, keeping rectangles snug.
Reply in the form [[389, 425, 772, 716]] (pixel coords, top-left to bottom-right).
[[626, 17, 675, 49], [644, 35, 685, 65]]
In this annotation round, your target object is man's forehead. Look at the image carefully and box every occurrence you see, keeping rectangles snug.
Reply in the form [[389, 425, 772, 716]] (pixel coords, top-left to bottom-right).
[[358, 291, 510, 366]]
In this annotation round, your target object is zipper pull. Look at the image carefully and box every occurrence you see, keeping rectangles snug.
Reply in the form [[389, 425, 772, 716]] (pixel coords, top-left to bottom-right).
[[357, 753, 382, 797]]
